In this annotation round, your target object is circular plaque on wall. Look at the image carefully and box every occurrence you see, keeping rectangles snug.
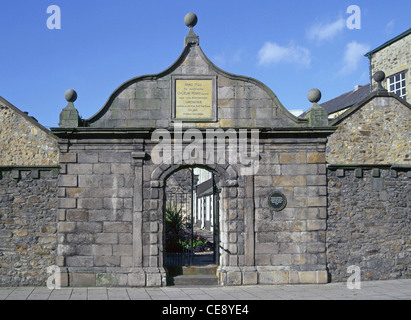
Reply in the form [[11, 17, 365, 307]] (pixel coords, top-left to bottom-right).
[[268, 191, 287, 211]]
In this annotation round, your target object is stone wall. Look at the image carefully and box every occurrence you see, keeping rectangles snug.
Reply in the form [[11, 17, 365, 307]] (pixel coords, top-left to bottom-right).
[[53, 126, 332, 287], [0, 168, 58, 286], [2, 15, 410, 288], [0, 98, 59, 166], [0, 97, 60, 287], [370, 32, 411, 105], [252, 137, 328, 284], [52, 21, 334, 287], [327, 95, 411, 165], [325, 89, 411, 282], [56, 140, 143, 287], [84, 45, 304, 129], [327, 166, 411, 281]]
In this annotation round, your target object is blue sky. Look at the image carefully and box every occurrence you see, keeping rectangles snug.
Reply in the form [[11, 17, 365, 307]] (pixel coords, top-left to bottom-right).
[[0, 0, 410, 128]]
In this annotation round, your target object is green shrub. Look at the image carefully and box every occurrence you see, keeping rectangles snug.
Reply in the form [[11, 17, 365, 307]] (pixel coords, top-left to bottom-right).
[[165, 206, 183, 236]]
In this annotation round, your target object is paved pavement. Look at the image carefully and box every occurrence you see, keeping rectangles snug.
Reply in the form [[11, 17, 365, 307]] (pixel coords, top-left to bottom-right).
[[0, 279, 410, 300]]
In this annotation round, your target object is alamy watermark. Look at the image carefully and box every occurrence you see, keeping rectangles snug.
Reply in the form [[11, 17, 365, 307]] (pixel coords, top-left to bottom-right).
[[46, 5, 361, 31], [46, 265, 61, 289], [347, 5, 361, 30], [47, 5, 61, 30], [151, 122, 260, 176], [347, 265, 361, 290]]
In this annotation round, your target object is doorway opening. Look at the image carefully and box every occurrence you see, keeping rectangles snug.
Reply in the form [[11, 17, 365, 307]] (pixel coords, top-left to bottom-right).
[[164, 167, 220, 269]]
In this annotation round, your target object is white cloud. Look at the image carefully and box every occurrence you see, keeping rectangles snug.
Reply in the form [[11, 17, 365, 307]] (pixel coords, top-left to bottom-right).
[[213, 49, 244, 67], [385, 20, 395, 35], [307, 18, 345, 42], [339, 41, 370, 74], [257, 41, 311, 68]]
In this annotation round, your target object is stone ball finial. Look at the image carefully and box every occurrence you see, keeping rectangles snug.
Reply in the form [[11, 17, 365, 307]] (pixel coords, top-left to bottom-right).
[[373, 71, 387, 93], [373, 70, 385, 83], [65, 89, 77, 103], [307, 88, 322, 103], [184, 12, 198, 28]]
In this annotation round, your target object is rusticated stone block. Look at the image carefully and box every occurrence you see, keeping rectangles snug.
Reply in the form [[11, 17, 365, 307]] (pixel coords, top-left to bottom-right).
[[279, 153, 306, 164], [306, 175, 327, 186], [94, 256, 120, 267], [58, 222, 76, 233], [145, 272, 162, 287], [259, 270, 289, 284], [58, 198, 76, 209], [77, 198, 103, 210], [66, 209, 88, 222], [307, 196, 327, 207], [59, 175, 78, 187], [307, 152, 325, 163], [272, 175, 306, 186], [96, 273, 128, 286], [241, 267, 258, 285], [60, 153, 77, 163], [128, 272, 146, 287], [95, 233, 118, 244], [103, 222, 132, 233], [67, 164, 93, 175], [78, 152, 98, 164], [70, 272, 96, 287], [298, 271, 328, 284], [66, 256, 94, 268]]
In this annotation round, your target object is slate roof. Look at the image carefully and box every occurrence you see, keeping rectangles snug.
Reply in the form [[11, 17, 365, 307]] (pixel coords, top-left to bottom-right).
[[320, 84, 371, 115]]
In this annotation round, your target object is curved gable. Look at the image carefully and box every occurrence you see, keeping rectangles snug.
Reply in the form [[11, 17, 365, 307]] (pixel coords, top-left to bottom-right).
[[84, 27, 305, 129]]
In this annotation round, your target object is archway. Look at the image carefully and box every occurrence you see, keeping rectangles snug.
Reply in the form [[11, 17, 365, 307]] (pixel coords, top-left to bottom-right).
[[164, 166, 220, 268]]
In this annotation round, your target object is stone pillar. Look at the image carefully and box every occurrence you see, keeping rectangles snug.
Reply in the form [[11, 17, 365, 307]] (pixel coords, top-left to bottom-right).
[[305, 89, 328, 127], [58, 90, 81, 128], [218, 180, 243, 285], [130, 151, 146, 286], [139, 177, 166, 287], [242, 174, 257, 285]]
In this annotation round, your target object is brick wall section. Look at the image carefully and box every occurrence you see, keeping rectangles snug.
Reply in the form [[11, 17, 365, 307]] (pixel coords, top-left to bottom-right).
[[0, 169, 58, 286], [327, 167, 411, 281]]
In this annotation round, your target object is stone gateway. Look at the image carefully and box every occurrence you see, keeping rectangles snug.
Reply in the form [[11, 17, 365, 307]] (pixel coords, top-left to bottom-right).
[[51, 13, 333, 286], [1, 13, 409, 287]]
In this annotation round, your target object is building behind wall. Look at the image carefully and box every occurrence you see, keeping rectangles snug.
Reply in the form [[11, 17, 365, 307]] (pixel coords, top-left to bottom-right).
[[321, 28, 411, 119], [366, 28, 411, 104], [193, 168, 215, 232]]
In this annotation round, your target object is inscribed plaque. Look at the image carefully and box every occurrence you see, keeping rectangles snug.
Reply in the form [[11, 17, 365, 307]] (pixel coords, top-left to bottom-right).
[[175, 79, 213, 119]]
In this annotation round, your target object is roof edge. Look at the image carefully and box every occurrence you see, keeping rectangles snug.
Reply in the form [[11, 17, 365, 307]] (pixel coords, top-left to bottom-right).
[[330, 91, 411, 126], [0, 96, 58, 140], [85, 42, 307, 126], [195, 45, 307, 125], [84, 44, 192, 125], [365, 27, 411, 57]]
